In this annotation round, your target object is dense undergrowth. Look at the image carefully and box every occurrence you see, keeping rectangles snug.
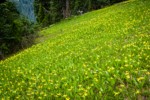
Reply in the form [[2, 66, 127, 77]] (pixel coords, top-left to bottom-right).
[[0, 0, 150, 99]]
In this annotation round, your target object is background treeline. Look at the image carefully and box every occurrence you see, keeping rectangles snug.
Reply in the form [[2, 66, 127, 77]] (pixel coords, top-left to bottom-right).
[[0, 0, 36, 60], [35, 0, 125, 26]]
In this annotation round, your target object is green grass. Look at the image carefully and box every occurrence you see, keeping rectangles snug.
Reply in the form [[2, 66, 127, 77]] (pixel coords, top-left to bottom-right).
[[0, 0, 150, 99]]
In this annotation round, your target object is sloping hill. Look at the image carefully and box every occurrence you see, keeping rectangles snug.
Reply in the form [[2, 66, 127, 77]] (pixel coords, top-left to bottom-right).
[[0, 0, 150, 99]]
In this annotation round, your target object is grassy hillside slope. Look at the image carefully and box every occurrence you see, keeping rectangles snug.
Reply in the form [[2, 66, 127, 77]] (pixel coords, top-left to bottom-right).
[[0, 0, 150, 99]]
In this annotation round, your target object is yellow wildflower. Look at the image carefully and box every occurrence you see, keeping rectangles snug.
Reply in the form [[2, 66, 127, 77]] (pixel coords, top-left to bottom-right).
[[136, 90, 140, 94], [137, 77, 144, 81]]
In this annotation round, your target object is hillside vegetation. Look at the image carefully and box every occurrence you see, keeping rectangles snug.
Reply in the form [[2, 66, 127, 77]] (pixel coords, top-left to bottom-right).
[[0, 0, 150, 99]]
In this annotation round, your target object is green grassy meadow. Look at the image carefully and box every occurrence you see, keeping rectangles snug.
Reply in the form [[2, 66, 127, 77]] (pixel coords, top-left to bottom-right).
[[0, 0, 150, 99]]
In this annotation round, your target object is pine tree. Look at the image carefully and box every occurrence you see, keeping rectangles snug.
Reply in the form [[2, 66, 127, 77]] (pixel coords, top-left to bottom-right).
[[37, 3, 44, 23], [49, 0, 57, 23], [87, 0, 92, 10]]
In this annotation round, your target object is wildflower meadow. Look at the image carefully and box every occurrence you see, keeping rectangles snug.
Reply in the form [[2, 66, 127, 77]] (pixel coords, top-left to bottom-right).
[[0, 0, 150, 99]]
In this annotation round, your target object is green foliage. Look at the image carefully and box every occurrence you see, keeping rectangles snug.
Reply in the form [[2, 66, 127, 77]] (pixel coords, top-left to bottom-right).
[[0, 2, 19, 54], [72, 0, 80, 14], [37, 3, 44, 23], [41, 0, 59, 27], [35, 0, 126, 27], [36, 0, 62, 27], [0, 0, 150, 99], [0, 1, 36, 59]]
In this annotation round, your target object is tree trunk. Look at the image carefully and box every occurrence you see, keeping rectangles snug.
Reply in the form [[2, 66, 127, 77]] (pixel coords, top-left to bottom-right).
[[65, 0, 70, 18], [0, 51, 4, 60]]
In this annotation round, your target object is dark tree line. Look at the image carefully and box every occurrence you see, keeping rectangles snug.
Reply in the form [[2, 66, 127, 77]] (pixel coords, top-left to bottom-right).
[[35, 0, 125, 26], [0, 1, 36, 60]]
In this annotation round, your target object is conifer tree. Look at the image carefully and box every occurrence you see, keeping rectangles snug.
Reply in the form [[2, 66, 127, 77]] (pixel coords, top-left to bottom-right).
[[37, 3, 45, 23]]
